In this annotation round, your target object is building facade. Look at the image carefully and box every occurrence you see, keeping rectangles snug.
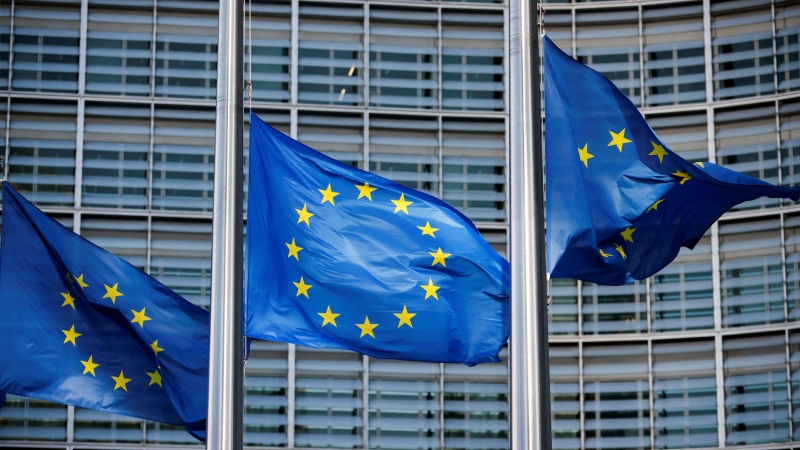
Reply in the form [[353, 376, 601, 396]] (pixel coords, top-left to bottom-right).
[[0, 0, 799, 449]]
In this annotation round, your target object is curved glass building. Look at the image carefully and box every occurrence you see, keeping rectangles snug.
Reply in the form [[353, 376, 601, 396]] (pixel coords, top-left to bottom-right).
[[0, 0, 798, 449]]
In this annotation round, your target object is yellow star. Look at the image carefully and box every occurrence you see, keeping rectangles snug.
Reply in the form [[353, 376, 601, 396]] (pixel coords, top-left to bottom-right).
[[103, 283, 123, 304], [74, 274, 89, 289], [608, 128, 632, 152], [391, 193, 413, 214], [151, 340, 164, 354], [295, 204, 314, 227], [417, 222, 439, 238], [356, 316, 379, 338], [672, 171, 692, 185], [615, 243, 627, 260], [286, 238, 303, 260], [81, 355, 100, 376], [649, 142, 668, 163], [620, 227, 636, 243], [147, 369, 163, 387], [61, 291, 76, 309], [317, 306, 340, 327], [429, 248, 451, 267], [111, 370, 131, 391], [420, 278, 440, 300], [356, 182, 377, 201], [318, 184, 340, 205], [578, 143, 594, 168], [695, 161, 705, 168], [294, 277, 312, 298], [131, 308, 151, 328], [647, 199, 664, 213], [394, 306, 417, 328], [599, 249, 612, 258], [62, 325, 81, 346]]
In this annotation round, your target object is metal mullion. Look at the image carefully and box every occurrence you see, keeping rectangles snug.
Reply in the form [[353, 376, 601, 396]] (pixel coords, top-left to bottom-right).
[[439, 362, 445, 450], [577, 279, 583, 337], [73, 98, 85, 209], [290, 107, 297, 139], [638, 4, 645, 108], [702, 0, 714, 104], [78, 0, 87, 96], [67, 405, 75, 444], [578, 340, 585, 450], [364, 3, 370, 108], [783, 210, 790, 323], [646, 276, 652, 335], [771, 0, 779, 96], [364, 111, 369, 171], [786, 327, 794, 442], [437, 5, 442, 111], [571, 8, 576, 58], [287, 343, 296, 448], [147, 102, 155, 211], [503, 6, 509, 114], [438, 115, 443, 199], [647, 338, 655, 449], [362, 355, 370, 449], [715, 333, 727, 448], [290, 0, 298, 106], [6, 0, 15, 93], [150, 0, 158, 98], [4, 96, 10, 181]]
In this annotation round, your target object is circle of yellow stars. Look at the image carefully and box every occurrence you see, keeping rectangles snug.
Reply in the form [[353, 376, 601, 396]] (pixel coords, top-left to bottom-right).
[[286, 181, 455, 340], [578, 127, 709, 262], [61, 273, 165, 393]]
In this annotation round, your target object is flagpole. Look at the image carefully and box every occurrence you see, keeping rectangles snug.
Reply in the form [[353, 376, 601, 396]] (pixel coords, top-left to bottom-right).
[[508, 0, 552, 449], [207, 0, 244, 448]]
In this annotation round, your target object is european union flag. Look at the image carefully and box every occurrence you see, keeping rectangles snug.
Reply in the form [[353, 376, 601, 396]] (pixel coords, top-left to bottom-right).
[[245, 112, 509, 366], [544, 36, 800, 285], [0, 184, 209, 435]]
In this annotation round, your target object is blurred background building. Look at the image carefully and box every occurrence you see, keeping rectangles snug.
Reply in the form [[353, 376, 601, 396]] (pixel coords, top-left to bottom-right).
[[0, 0, 798, 449]]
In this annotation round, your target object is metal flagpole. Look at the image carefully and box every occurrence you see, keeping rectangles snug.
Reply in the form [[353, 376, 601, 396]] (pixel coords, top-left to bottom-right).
[[508, 0, 552, 448], [207, 0, 244, 448]]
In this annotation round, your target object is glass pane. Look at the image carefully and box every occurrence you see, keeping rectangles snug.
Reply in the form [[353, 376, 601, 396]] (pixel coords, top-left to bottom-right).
[[297, 111, 363, 168], [652, 340, 718, 448], [370, 7, 438, 109], [784, 213, 800, 320], [243, 341, 288, 447], [715, 104, 779, 211], [776, 0, 800, 93], [81, 216, 148, 270], [719, 218, 785, 327], [550, 345, 580, 450], [8, 100, 77, 206], [441, 10, 504, 112], [74, 409, 142, 443], [582, 281, 647, 334], [723, 333, 790, 445], [548, 278, 579, 335], [149, 219, 212, 310], [370, 114, 438, 197], [12, 3, 80, 93], [0, 5, 10, 90], [299, 4, 364, 106], [711, 0, 775, 100], [86, 7, 153, 96], [0, 395, 67, 441], [647, 112, 709, 163], [82, 103, 151, 209], [442, 118, 505, 222], [643, 3, 706, 106]]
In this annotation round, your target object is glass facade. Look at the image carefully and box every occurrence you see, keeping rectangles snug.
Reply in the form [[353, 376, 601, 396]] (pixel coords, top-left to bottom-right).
[[2, 0, 800, 449]]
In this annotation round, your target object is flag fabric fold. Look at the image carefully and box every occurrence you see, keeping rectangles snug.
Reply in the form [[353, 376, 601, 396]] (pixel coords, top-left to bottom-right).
[[245, 111, 510, 366], [544, 36, 800, 285], [0, 183, 209, 435]]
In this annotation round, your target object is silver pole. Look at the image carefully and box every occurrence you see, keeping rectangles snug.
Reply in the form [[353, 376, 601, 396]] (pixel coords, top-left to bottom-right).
[[207, 0, 244, 448], [508, 0, 551, 449]]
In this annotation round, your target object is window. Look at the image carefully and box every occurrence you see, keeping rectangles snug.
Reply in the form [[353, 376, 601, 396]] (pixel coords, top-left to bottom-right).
[[711, 0, 775, 100], [294, 348, 363, 448], [788, 330, 800, 440], [12, 2, 80, 93], [783, 213, 800, 321], [370, 115, 438, 198], [647, 112, 709, 164], [243, 341, 289, 447], [582, 281, 647, 334], [652, 340, 718, 448], [247, 1, 291, 103], [155, 1, 218, 100], [298, 4, 364, 106], [442, 118, 505, 222], [723, 333, 790, 445], [81, 216, 148, 271], [149, 219, 212, 310], [370, 7, 438, 109], [86, 7, 153, 96], [0, 5, 10, 90], [297, 111, 363, 169], [369, 360, 440, 449], [82, 103, 151, 209], [576, 9, 641, 106], [643, 3, 706, 106], [719, 218, 785, 327], [0, 395, 67, 441], [441, 10, 504, 111], [8, 100, 77, 206], [776, 0, 800, 93], [550, 345, 580, 450], [548, 278, 579, 335], [715, 104, 780, 210], [780, 98, 800, 192]]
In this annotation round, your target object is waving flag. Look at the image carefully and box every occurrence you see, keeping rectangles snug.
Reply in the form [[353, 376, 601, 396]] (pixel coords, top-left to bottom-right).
[[245, 111, 509, 366], [544, 36, 800, 285], [0, 183, 209, 436]]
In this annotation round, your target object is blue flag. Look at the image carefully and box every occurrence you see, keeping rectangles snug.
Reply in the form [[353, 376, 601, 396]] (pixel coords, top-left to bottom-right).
[[544, 36, 800, 285], [0, 184, 209, 435], [245, 111, 509, 366]]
